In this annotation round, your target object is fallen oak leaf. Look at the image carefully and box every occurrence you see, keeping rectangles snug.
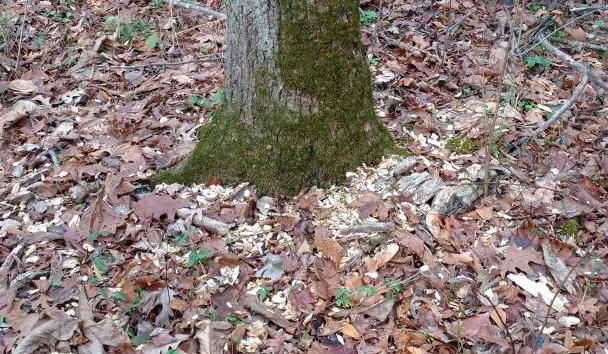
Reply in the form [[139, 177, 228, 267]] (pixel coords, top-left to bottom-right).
[[500, 243, 544, 278]]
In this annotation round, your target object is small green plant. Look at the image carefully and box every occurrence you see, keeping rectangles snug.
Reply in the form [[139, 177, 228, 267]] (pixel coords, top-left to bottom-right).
[[384, 278, 403, 299], [519, 98, 537, 113], [44, 9, 74, 23], [445, 137, 480, 154], [186, 249, 211, 268], [526, 2, 543, 12], [92, 255, 108, 273], [106, 16, 157, 47], [524, 55, 551, 70], [256, 285, 272, 301], [561, 218, 581, 237], [592, 19, 605, 35], [335, 287, 352, 308], [460, 83, 473, 96], [226, 313, 241, 326], [369, 57, 380, 66], [187, 95, 213, 109], [51, 278, 62, 287], [360, 9, 378, 25], [549, 29, 566, 44], [356, 285, 376, 297], [130, 334, 150, 346], [0, 315, 6, 327], [166, 349, 178, 354], [88, 230, 110, 243], [114, 291, 128, 302], [152, 0, 166, 8], [208, 308, 219, 321]]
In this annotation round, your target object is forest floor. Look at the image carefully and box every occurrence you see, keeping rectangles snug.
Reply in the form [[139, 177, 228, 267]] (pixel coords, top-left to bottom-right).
[[1, 0, 608, 353]]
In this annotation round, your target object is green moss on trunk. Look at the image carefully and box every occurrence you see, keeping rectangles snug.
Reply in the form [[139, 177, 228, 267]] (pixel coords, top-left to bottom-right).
[[154, 0, 397, 196]]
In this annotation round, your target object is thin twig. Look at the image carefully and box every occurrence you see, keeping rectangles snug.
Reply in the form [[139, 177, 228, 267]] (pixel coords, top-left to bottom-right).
[[538, 34, 608, 90], [381, 35, 441, 61], [92, 54, 222, 70], [372, 0, 384, 47], [570, 5, 608, 12], [483, 42, 511, 197], [514, 11, 598, 57], [532, 241, 598, 353], [14, 0, 29, 73], [167, 0, 226, 19], [534, 74, 588, 135], [475, 288, 517, 354]]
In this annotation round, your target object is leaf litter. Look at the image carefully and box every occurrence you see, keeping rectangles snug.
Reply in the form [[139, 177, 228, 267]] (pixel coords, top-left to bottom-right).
[[1, 0, 608, 353]]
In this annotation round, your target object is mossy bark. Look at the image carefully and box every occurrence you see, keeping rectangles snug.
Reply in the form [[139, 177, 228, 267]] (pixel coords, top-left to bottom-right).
[[155, 0, 396, 196]]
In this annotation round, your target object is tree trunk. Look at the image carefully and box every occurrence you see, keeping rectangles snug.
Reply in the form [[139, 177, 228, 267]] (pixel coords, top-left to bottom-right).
[[156, 0, 395, 195]]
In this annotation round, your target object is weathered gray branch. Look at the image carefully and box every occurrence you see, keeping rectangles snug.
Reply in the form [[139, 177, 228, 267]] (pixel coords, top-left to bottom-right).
[[166, 0, 226, 19], [539, 34, 608, 91], [534, 74, 589, 135]]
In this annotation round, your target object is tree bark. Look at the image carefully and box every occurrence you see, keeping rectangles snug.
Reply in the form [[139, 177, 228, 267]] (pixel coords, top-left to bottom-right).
[[156, 0, 395, 195]]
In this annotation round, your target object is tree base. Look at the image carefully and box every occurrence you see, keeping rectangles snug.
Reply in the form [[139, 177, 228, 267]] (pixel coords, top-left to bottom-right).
[[153, 107, 400, 196]]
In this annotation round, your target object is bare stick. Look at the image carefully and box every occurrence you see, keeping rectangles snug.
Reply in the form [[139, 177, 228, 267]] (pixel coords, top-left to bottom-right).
[[372, 0, 384, 47], [564, 39, 608, 52], [570, 5, 608, 12], [93, 54, 222, 70], [534, 74, 588, 135], [539, 34, 608, 91], [14, 0, 29, 73], [483, 44, 511, 197], [167, 0, 226, 19], [176, 208, 231, 235]]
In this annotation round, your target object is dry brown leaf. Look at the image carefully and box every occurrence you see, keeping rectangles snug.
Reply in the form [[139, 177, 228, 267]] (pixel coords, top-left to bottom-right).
[[8, 79, 38, 94], [565, 27, 586, 41], [13, 315, 78, 354], [500, 243, 544, 278], [340, 322, 360, 339], [314, 229, 343, 266], [364, 243, 399, 272], [490, 308, 507, 329], [169, 298, 190, 311], [0, 100, 38, 138], [133, 194, 189, 222]]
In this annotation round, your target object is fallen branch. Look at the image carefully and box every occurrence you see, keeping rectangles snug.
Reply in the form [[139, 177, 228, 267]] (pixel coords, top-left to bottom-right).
[[344, 222, 395, 234], [564, 39, 608, 52], [570, 5, 608, 12], [166, 0, 226, 19], [239, 293, 296, 333], [93, 54, 222, 70], [533, 74, 588, 135], [176, 208, 231, 235], [539, 34, 608, 91]]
